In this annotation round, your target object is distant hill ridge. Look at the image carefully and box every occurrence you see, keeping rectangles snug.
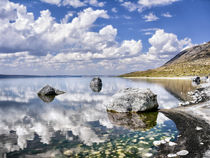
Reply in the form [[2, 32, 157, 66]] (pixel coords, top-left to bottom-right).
[[120, 41, 210, 77]]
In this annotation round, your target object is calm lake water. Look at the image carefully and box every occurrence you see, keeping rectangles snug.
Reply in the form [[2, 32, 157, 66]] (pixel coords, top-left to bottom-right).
[[0, 77, 197, 157]]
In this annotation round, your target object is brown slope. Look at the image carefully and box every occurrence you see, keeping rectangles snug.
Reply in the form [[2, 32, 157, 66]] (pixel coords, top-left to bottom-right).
[[120, 41, 210, 77], [164, 41, 210, 66]]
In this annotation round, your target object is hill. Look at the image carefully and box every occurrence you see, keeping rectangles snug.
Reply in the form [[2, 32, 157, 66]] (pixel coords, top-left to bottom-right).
[[120, 41, 210, 77]]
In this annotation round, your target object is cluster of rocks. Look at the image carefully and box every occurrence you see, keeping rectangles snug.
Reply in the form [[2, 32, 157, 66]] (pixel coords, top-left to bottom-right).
[[179, 88, 207, 106], [192, 76, 209, 85], [180, 77, 210, 106]]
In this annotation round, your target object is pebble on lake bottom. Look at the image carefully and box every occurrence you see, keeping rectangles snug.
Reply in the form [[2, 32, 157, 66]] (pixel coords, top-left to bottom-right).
[[167, 153, 177, 157], [165, 137, 171, 142], [64, 150, 73, 156], [143, 153, 153, 157], [196, 126, 203, 130], [169, 142, 177, 146], [176, 150, 189, 156], [153, 140, 161, 146]]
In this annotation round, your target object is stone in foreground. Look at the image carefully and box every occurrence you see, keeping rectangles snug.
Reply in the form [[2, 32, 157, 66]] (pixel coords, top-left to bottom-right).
[[107, 88, 158, 112], [90, 77, 102, 92], [37, 85, 65, 96]]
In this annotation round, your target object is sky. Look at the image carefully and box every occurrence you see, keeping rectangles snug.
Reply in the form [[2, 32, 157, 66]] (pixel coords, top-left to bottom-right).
[[0, 0, 210, 75]]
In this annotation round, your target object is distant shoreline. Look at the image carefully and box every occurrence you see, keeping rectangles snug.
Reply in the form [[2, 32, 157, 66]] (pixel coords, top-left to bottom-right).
[[121, 76, 193, 80], [0, 74, 114, 79]]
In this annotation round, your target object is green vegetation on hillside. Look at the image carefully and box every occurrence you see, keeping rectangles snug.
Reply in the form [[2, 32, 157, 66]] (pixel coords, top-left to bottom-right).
[[120, 63, 210, 77], [120, 42, 210, 77]]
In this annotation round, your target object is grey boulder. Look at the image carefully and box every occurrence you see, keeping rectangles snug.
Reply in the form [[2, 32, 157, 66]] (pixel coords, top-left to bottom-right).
[[90, 77, 102, 92], [37, 85, 65, 96], [107, 88, 159, 112]]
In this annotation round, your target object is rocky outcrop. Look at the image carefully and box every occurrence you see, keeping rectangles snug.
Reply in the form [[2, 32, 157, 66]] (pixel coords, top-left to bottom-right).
[[107, 88, 158, 112], [37, 85, 65, 96], [90, 77, 102, 92]]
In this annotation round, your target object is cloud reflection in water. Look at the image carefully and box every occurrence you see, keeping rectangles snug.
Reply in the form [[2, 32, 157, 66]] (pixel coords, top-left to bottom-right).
[[0, 77, 189, 156]]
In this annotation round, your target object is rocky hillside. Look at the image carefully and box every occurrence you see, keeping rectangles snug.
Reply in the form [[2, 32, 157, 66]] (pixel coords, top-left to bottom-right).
[[120, 41, 210, 77]]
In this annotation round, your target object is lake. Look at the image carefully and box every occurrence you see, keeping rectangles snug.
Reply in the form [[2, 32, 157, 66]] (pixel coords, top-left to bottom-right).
[[0, 77, 199, 157]]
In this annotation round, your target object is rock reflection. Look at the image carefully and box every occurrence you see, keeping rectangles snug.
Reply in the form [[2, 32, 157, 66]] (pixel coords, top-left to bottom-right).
[[90, 85, 102, 92], [107, 111, 158, 131], [0, 77, 185, 157], [38, 94, 55, 103], [157, 111, 210, 157]]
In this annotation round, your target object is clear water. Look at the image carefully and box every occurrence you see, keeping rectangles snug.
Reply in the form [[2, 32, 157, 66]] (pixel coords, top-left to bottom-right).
[[0, 77, 196, 157]]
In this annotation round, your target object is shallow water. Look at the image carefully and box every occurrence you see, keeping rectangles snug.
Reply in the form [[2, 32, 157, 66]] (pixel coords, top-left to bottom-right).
[[0, 77, 196, 157]]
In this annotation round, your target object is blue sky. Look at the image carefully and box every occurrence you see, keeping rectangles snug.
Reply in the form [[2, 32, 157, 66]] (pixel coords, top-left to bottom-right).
[[0, 0, 210, 75]]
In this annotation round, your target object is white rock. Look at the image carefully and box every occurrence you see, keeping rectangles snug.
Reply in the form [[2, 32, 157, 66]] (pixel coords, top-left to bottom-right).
[[143, 153, 153, 157], [165, 137, 171, 142], [169, 142, 177, 146], [160, 140, 166, 144], [153, 140, 161, 146], [107, 88, 159, 112], [176, 150, 189, 156], [167, 153, 177, 157], [196, 126, 202, 130]]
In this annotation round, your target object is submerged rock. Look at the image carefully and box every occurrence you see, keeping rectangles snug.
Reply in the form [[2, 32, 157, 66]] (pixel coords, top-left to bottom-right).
[[90, 77, 102, 92], [107, 111, 157, 131], [37, 85, 65, 96], [107, 88, 159, 112]]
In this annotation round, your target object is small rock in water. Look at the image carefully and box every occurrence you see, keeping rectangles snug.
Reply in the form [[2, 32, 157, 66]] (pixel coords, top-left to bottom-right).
[[90, 77, 102, 92], [107, 88, 158, 112], [176, 150, 189, 156], [38, 85, 65, 96], [192, 76, 201, 85]]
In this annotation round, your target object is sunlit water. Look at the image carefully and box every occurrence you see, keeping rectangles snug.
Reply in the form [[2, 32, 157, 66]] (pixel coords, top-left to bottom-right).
[[0, 77, 196, 157]]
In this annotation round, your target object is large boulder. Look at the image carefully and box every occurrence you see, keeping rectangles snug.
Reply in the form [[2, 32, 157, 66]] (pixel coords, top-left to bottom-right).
[[90, 77, 102, 92], [107, 88, 159, 112], [37, 85, 65, 96]]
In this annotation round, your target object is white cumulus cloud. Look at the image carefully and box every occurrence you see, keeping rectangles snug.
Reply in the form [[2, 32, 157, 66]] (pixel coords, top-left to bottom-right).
[[121, 0, 179, 12], [148, 29, 192, 60], [162, 12, 173, 18], [0, 0, 193, 75], [41, 0, 105, 8], [40, 0, 61, 5], [143, 12, 159, 22]]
